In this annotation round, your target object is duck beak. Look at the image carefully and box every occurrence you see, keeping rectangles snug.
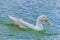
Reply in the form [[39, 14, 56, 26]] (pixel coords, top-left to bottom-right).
[[45, 19, 51, 25]]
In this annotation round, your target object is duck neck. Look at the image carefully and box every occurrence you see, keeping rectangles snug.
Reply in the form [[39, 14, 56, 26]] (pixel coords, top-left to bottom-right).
[[36, 18, 43, 29]]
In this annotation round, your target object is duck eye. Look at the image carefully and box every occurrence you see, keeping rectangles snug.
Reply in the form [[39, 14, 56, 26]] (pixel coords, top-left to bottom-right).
[[43, 17, 45, 18]]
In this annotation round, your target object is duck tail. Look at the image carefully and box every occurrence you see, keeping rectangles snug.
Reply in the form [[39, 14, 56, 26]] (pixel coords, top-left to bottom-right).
[[8, 15, 19, 21]]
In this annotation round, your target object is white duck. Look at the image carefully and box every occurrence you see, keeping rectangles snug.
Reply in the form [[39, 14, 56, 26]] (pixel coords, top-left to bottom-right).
[[8, 15, 51, 31]]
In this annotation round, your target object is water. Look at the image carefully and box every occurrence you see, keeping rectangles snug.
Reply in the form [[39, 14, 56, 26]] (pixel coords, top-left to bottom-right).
[[0, 0, 60, 40]]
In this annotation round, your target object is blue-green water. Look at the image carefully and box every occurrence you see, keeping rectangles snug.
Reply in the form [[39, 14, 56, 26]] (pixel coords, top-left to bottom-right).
[[0, 0, 60, 40]]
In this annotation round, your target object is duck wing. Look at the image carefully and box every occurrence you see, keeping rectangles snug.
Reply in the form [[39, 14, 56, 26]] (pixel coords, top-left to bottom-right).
[[8, 15, 35, 29]]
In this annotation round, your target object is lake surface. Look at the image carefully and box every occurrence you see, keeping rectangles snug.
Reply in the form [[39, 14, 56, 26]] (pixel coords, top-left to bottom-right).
[[0, 0, 60, 40]]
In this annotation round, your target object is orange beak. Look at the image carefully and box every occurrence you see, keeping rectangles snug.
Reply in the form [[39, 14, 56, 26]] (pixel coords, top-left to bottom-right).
[[45, 19, 51, 25]]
